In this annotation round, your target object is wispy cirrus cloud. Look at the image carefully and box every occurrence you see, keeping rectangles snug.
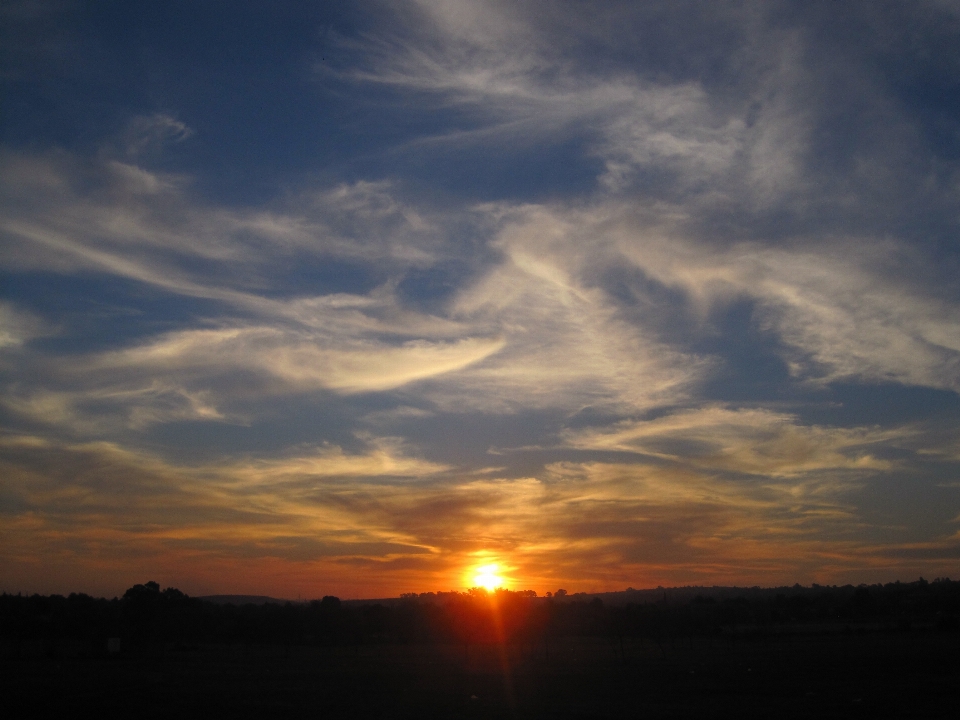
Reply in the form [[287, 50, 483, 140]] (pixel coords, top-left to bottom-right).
[[1, 318, 505, 433], [3, 1, 960, 598], [337, 0, 752, 196], [459, 201, 960, 393], [564, 406, 900, 477], [0, 150, 446, 286], [0, 431, 865, 595], [0, 433, 448, 595]]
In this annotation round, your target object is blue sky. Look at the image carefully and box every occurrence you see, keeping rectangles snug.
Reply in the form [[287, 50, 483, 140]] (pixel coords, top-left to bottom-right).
[[2, 0, 960, 599]]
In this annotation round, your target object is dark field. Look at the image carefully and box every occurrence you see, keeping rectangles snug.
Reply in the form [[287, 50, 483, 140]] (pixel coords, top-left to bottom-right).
[[4, 630, 958, 719]]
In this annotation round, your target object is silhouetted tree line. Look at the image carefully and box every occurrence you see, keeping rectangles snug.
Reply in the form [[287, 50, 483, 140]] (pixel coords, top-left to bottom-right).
[[3, 578, 958, 659]]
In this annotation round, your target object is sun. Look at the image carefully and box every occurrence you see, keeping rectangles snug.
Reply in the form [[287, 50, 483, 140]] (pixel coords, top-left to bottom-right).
[[471, 562, 504, 591]]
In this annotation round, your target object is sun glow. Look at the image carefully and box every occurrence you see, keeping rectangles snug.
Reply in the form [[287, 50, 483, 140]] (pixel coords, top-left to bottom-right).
[[471, 563, 505, 591]]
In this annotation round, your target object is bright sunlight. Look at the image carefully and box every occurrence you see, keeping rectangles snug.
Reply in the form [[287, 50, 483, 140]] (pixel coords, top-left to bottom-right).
[[471, 563, 505, 591]]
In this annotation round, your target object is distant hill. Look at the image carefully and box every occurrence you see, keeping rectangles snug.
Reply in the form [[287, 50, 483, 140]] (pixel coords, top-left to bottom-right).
[[199, 594, 288, 606]]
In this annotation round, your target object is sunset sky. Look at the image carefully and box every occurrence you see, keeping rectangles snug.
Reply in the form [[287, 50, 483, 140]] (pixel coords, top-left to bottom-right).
[[2, 0, 960, 600]]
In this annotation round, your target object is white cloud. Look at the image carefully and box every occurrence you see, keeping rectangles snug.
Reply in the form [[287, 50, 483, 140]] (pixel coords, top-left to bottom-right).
[[0, 152, 444, 290], [565, 406, 900, 478], [220, 439, 449, 482], [0, 324, 504, 432], [465, 201, 960, 393], [3, 145, 957, 446], [94, 326, 505, 394], [0, 301, 50, 348], [1, 383, 226, 433], [336, 0, 827, 210], [421, 204, 703, 413]]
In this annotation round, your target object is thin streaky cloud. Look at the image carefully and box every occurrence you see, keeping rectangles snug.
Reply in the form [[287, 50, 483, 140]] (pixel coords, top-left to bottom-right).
[[2, 1, 959, 597]]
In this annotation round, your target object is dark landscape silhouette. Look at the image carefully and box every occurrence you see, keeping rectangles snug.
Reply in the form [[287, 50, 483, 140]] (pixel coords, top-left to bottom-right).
[[3, 578, 958, 718]]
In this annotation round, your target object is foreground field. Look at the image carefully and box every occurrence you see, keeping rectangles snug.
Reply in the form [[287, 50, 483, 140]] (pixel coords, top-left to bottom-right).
[[4, 630, 958, 718]]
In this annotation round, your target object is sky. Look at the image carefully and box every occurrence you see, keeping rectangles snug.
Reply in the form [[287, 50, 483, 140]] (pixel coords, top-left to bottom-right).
[[2, 0, 960, 600]]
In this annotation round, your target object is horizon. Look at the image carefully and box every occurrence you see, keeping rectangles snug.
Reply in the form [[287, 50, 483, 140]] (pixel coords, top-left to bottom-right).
[[7, 575, 949, 604], [3, 1, 960, 600]]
